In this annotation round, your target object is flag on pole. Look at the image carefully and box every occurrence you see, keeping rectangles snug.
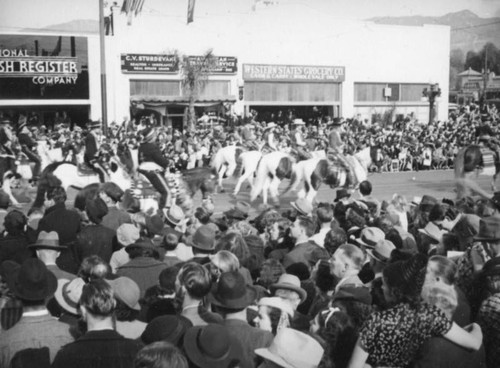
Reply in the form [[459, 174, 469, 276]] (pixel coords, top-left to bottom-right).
[[187, 0, 196, 24], [121, 0, 146, 25]]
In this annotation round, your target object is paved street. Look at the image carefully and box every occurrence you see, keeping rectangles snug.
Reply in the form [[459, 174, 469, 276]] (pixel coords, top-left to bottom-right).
[[210, 169, 494, 216]]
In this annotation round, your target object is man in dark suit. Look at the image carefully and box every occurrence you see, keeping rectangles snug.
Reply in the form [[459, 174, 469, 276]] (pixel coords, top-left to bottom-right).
[[84, 122, 106, 182], [38, 186, 81, 274], [138, 126, 171, 209]]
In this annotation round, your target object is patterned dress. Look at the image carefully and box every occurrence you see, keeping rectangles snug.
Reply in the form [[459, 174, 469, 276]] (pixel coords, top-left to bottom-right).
[[477, 293, 500, 368], [359, 302, 452, 368]]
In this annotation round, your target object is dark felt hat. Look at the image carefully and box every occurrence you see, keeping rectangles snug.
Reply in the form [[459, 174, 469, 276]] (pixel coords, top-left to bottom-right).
[[141, 315, 193, 345], [209, 271, 257, 309], [101, 182, 124, 202], [482, 257, 500, 278], [126, 238, 158, 252], [334, 189, 351, 202], [29, 231, 67, 251], [11, 259, 57, 301], [146, 215, 164, 236], [419, 195, 438, 212], [183, 324, 243, 368], [86, 197, 108, 224], [474, 217, 500, 241], [187, 225, 216, 251], [88, 121, 102, 130]]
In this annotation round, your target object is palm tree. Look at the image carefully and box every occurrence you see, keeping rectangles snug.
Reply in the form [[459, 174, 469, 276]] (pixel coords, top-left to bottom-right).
[[180, 49, 217, 132]]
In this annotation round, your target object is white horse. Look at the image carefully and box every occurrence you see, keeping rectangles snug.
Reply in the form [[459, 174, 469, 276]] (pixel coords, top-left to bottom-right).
[[284, 147, 372, 203], [211, 145, 242, 191], [233, 150, 262, 196], [37, 140, 64, 171], [250, 151, 295, 206]]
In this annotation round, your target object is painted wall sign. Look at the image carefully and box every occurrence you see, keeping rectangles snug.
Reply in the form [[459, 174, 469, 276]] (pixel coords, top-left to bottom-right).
[[243, 63, 345, 82], [121, 54, 179, 73]]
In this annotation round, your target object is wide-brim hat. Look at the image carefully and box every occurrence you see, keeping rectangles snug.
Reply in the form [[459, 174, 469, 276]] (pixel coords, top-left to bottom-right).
[[265, 122, 278, 130], [334, 189, 351, 202], [88, 121, 102, 130], [186, 225, 216, 251], [28, 231, 67, 251], [474, 217, 500, 241], [290, 198, 313, 216], [164, 205, 184, 226], [141, 315, 193, 345], [11, 259, 57, 301], [367, 239, 396, 263], [481, 257, 500, 278], [356, 227, 385, 248], [54, 277, 85, 315], [269, 274, 307, 303], [258, 297, 294, 318], [255, 328, 324, 368], [328, 117, 343, 126], [419, 195, 438, 212], [209, 271, 257, 309], [418, 222, 446, 244], [293, 119, 305, 126], [183, 324, 243, 368]]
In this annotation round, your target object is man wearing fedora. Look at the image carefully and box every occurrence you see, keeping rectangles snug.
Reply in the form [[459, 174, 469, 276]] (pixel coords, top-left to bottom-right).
[[187, 225, 216, 264], [0, 259, 73, 365], [37, 186, 81, 274], [30, 231, 76, 281], [210, 271, 273, 368], [283, 216, 329, 269]]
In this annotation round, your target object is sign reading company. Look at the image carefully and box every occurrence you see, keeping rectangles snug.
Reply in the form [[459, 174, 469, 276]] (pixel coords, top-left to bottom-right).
[[0, 35, 89, 100], [243, 64, 345, 82], [121, 54, 179, 73]]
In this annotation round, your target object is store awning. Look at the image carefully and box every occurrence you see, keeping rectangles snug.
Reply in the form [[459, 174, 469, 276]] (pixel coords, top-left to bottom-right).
[[131, 95, 237, 108]]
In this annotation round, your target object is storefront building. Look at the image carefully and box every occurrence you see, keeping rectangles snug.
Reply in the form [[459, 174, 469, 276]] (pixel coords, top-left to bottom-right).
[[0, 33, 101, 127]]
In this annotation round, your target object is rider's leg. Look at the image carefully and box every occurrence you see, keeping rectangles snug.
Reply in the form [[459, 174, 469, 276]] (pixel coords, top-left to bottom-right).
[[24, 149, 41, 180], [143, 171, 171, 209]]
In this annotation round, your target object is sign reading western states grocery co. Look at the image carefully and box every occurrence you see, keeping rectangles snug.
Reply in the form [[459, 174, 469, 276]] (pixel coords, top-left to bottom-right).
[[243, 64, 345, 82], [121, 54, 179, 73]]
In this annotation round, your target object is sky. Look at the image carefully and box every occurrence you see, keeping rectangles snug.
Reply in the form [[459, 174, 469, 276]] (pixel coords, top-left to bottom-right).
[[1, 0, 500, 30]]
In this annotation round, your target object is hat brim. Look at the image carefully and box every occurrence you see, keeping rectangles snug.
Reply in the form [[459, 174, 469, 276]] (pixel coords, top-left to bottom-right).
[[54, 278, 79, 315], [418, 229, 441, 243], [255, 347, 295, 368], [209, 285, 257, 310], [28, 243, 67, 251], [290, 202, 309, 216], [366, 249, 389, 263], [474, 236, 500, 241], [12, 268, 58, 301], [269, 283, 307, 303], [183, 326, 242, 368]]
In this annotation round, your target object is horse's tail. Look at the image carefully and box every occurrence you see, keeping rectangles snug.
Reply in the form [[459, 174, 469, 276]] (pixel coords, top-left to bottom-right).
[[250, 156, 268, 201], [454, 147, 466, 178], [233, 148, 244, 177]]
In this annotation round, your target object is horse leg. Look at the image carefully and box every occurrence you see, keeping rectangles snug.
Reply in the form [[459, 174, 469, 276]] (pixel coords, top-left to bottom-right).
[[270, 177, 281, 205], [262, 176, 271, 206], [306, 187, 318, 204], [218, 165, 227, 192], [234, 170, 249, 196], [492, 174, 497, 192], [2, 177, 19, 206]]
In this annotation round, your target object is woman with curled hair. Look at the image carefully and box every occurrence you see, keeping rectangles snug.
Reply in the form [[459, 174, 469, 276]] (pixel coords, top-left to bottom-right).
[[348, 254, 483, 368], [310, 306, 358, 368], [208, 250, 240, 282], [215, 233, 253, 284], [134, 341, 188, 368]]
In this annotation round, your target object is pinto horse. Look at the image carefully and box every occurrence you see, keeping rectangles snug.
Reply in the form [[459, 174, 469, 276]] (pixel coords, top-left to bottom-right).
[[250, 151, 295, 206], [211, 145, 246, 192], [454, 144, 500, 191], [283, 147, 372, 203]]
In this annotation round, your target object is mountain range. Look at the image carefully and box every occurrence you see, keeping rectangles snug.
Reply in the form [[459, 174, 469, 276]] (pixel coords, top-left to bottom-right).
[[368, 9, 500, 53]]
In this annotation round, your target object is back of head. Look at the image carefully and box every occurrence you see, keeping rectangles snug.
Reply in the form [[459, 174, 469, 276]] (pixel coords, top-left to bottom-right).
[[134, 341, 188, 368], [359, 180, 372, 196], [80, 279, 116, 318], [338, 244, 365, 271], [296, 215, 317, 237], [324, 228, 347, 256], [177, 262, 212, 299], [428, 255, 457, 285], [383, 253, 428, 304], [47, 186, 67, 204], [316, 205, 334, 224], [4, 210, 27, 236], [421, 283, 457, 319], [78, 255, 110, 282]]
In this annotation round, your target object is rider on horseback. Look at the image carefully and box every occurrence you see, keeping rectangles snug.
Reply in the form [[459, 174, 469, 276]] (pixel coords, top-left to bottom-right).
[[138, 126, 172, 209], [476, 117, 500, 164], [84, 121, 108, 182], [0, 118, 18, 180], [239, 119, 259, 151], [325, 117, 355, 189], [290, 118, 311, 160], [17, 119, 42, 183], [261, 122, 278, 153]]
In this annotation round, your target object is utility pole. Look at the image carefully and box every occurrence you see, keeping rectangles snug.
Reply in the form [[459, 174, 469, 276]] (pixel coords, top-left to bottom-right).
[[99, 0, 108, 132], [482, 47, 489, 102], [422, 84, 441, 124]]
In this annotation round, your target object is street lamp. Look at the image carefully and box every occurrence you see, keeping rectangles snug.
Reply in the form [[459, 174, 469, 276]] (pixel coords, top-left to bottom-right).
[[422, 83, 441, 124]]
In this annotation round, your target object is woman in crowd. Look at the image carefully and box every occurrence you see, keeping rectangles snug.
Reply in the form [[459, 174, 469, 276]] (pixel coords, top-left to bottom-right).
[[348, 254, 483, 368]]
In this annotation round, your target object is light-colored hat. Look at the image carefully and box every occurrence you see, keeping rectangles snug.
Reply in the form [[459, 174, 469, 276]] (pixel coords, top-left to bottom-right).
[[258, 297, 294, 318], [164, 205, 184, 226], [29, 231, 66, 250], [270, 274, 307, 303], [107, 277, 141, 311], [418, 222, 446, 244], [265, 122, 278, 130], [293, 119, 305, 125], [356, 227, 385, 248], [255, 328, 324, 368], [54, 278, 85, 315], [290, 198, 313, 216], [117, 224, 140, 247], [367, 239, 396, 263]]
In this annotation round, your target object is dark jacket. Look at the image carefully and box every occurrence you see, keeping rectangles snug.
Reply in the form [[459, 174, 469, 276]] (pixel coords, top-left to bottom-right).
[[52, 329, 142, 368], [74, 224, 116, 265], [38, 203, 82, 274], [138, 142, 169, 169], [0, 234, 32, 264], [101, 207, 131, 232], [413, 337, 486, 368], [84, 133, 98, 163], [18, 133, 37, 150], [116, 257, 167, 298]]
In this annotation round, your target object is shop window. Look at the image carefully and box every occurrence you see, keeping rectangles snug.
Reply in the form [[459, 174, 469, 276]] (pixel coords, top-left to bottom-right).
[[130, 80, 180, 96], [400, 84, 428, 102], [354, 83, 386, 102], [197, 81, 231, 98]]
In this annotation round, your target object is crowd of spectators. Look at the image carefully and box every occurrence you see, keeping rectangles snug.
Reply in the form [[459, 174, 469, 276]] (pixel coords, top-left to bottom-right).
[[1, 170, 500, 367]]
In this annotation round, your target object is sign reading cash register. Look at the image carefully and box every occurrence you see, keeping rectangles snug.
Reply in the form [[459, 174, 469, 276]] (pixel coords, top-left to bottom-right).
[[243, 64, 345, 82]]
